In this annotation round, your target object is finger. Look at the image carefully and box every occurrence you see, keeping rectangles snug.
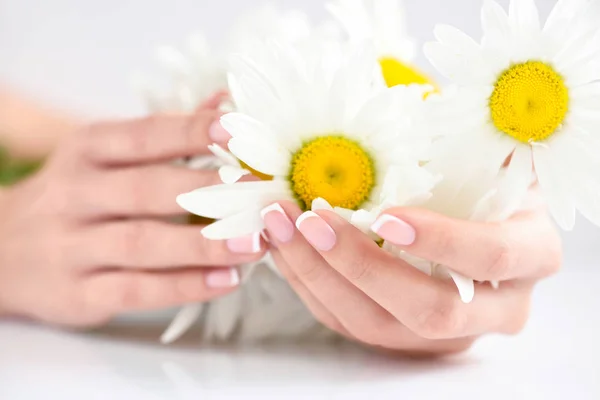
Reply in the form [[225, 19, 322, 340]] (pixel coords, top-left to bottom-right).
[[79, 165, 223, 218], [263, 202, 425, 348], [270, 249, 353, 338], [74, 221, 265, 269], [82, 267, 239, 313], [370, 207, 562, 281], [197, 91, 229, 111], [294, 209, 533, 340], [79, 109, 226, 165]]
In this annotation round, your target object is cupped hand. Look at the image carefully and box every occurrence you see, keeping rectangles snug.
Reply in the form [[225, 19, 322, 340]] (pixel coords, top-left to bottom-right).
[[262, 197, 561, 356], [0, 94, 265, 327]]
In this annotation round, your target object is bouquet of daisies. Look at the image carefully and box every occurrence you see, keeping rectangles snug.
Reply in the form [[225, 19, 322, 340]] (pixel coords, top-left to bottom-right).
[[136, 0, 600, 344]]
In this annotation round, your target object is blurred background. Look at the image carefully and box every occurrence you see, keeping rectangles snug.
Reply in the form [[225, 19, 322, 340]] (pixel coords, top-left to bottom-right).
[[0, 0, 598, 262]]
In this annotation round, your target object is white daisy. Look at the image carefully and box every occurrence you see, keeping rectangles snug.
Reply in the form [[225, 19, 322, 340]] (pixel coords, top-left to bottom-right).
[[424, 0, 600, 231], [176, 42, 434, 241], [327, 0, 436, 88], [134, 4, 319, 114]]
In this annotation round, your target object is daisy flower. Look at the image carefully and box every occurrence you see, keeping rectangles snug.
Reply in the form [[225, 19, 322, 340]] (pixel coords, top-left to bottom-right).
[[424, 0, 600, 230], [176, 42, 435, 241], [326, 0, 436, 88], [135, 4, 318, 114]]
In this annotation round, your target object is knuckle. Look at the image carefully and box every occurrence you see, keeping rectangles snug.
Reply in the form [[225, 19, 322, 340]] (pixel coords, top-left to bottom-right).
[[128, 116, 158, 154], [120, 222, 150, 265], [344, 247, 376, 283], [486, 235, 514, 279], [412, 295, 467, 340], [296, 261, 325, 283], [112, 276, 143, 311]]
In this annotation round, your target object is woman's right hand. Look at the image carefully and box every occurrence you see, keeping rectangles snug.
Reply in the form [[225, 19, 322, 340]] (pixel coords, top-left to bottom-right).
[[0, 105, 265, 327]]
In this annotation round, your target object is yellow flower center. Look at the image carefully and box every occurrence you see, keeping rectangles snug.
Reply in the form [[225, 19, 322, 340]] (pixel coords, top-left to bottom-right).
[[289, 136, 375, 210], [490, 61, 569, 143], [379, 57, 436, 89]]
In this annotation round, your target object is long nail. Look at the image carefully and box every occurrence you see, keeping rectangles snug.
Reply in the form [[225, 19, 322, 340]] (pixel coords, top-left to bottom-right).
[[370, 214, 416, 246], [296, 211, 337, 252], [205, 268, 240, 288], [226, 233, 262, 254], [260, 203, 294, 243]]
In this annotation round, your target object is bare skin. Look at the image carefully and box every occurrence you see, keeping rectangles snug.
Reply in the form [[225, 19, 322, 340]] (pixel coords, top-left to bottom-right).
[[0, 92, 265, 327]]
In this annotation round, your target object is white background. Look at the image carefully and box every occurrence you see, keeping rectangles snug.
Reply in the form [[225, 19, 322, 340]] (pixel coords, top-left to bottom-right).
[[1, 1, 599, 399]]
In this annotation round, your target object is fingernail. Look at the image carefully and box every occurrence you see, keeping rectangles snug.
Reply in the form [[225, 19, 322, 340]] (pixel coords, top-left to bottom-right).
[[296, 211, 337, 252], [371, 214, 416, 246], [209, 120, 231, 143], [206, 268, 240, 288], [260, 203, 294, 243], [227, 233, 262, 254]]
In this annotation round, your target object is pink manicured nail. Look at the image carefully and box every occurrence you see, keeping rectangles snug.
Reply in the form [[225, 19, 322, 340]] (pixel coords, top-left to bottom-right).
[[261, 203, 295, 243], [227, 233, 261, 254], [209, 120, 231, 143], [296, 211, 337, 252], [371, 215, 416, 246], [205, 268, 240, 288]]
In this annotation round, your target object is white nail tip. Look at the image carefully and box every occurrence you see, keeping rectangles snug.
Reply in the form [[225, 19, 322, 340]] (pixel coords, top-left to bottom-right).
[[295, 211, 320, 229], [260, 203, 285, 219], [370, 214, 399, 233]]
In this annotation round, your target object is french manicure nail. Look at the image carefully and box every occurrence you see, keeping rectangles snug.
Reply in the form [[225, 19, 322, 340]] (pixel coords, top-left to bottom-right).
[[226, 233, 262, 254], [206, 268, 240, 289], [209, 120, 231, 143], [260, 203, 294, 243], [370, 214, 416, 246], [296, 211, 337, 252]]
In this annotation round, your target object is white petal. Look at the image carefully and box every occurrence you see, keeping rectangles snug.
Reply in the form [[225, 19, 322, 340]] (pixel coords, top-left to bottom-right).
[[508, 0, 540, 33], [161, 304, 204, 344], [350, 209, 378, 234], [208, 144, 239, 166], [219, 165, 250, 184], [220, 113, 273, 141], [312, 197, 334, 211], [482, 0, 511, 38], [448, 270, 475, 304], [201, 207, 266, 240], [492, 145, 534, 220], [532, 145, 576, 230], [177, 180, 291, 219], [228, 136, 291, 177]]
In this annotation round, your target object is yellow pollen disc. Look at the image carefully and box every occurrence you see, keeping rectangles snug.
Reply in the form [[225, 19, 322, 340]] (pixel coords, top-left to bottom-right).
[[289, 136, 375, 211], [490, 61, 569, 143], [379, 57, 437, 93]]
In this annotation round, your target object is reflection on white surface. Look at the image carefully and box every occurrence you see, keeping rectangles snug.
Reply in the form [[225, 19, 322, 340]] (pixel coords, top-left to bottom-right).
[[1, 266, 599, 400]]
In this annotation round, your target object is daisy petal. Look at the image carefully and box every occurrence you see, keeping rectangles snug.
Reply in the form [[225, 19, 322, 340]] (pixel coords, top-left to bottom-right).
[[201, 207, 266, 240], [228, 136, 291, 176], [219, 165, 250, 184], [448, 270, 475, 304], [533, 145, 576, 230], [177, 180, 291, 219], [161, 304, 204, 344], [312, 197, 334, 211], [508, 0, 540, 33]]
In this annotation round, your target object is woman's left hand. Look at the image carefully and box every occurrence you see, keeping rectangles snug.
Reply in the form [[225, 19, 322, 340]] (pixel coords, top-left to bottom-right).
[[262, 198, 561, 357]]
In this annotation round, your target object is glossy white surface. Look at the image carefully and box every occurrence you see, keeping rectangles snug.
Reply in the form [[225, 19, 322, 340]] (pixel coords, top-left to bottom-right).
[[2, 265, 599, 400]]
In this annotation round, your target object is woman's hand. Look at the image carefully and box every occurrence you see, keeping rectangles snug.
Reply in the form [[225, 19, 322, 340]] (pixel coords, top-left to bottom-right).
[[262, 197, 561, 357], [0, 97, 265, 327]]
